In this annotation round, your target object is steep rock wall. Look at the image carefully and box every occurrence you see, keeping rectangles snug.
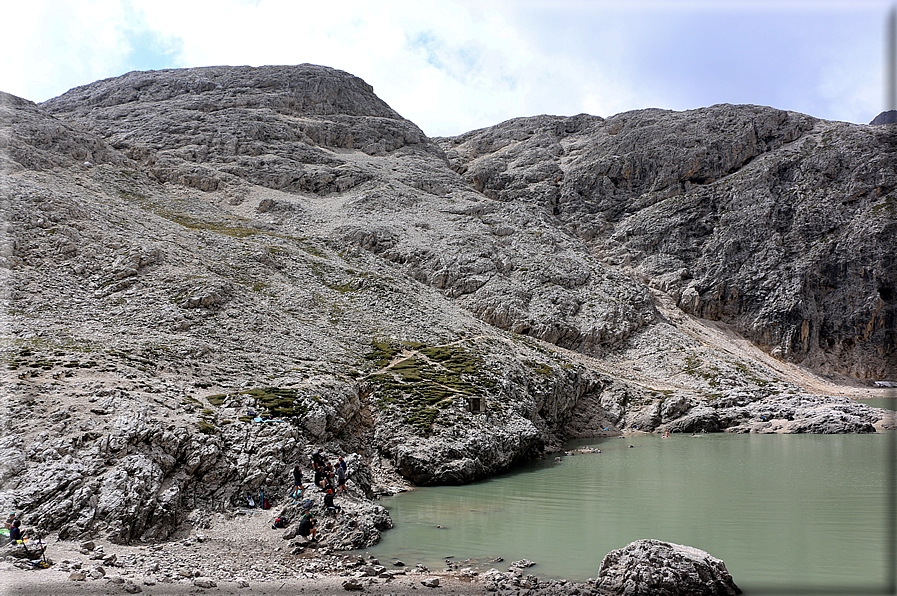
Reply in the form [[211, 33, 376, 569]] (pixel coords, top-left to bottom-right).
[[438, 108, 897, 379]]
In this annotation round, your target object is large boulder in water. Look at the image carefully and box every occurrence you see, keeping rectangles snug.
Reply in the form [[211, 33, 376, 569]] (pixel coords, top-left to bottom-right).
[[596, 539, 742, 596]]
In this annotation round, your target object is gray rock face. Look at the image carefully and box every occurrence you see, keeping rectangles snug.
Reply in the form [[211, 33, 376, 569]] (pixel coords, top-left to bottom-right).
[[9, 406, 389, 545], [36, 65, 658, 360], [635, 392, 882, 435], [41, 65, 428, 194], [438, 107, 897, 379], [0, 91, 129, 172], [870, 110, 897, 125], [596, 539, 742, 596]]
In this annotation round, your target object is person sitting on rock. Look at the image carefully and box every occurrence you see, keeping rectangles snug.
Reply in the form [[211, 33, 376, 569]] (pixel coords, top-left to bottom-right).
[[297, 513, 317, 541], [4, 513, 14, 530], [317, 463, 335, 492], [311, 448, 325, 472], [324, 488, 342, 518], [313, 465, 326, 491], [9, 520, 24, 543]]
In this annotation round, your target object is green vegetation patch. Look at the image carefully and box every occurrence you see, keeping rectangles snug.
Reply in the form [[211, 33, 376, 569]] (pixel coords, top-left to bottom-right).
[[207, 394, 226, 406], [297, 240, 325, 258], [363, 340, 402, 369], [152, 204, 262, 238], [106, 348, 159, 370], [683, 353, 701, 375], [118, 189, 148, 202], [870, 195, 896, 214], [240, 386, 307, 418], [202, 386, 311, 421], [365, 341, 497, 437], [3, 347, 101, 372], [524, 359, 553, 376]]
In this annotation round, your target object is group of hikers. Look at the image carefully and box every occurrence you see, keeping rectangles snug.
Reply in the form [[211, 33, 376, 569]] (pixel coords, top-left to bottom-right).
[[288, 448, 348, 542]]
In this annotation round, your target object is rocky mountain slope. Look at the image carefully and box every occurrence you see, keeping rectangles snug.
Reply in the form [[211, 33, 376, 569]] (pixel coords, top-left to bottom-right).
[[0, 64, 893, 546], [437, 107, 897, 379]]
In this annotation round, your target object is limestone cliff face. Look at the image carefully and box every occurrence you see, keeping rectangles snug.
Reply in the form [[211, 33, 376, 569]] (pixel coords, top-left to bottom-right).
[[0, 65, 891, 544], [437, 107, 897, 379]]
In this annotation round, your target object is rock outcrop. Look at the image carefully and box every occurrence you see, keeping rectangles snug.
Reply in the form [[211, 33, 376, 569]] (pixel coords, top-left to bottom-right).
[[1, 64, 893, 544], [438, 107, 897, 379], [1, 401, 392, 546], [596, 539, 742, 596]]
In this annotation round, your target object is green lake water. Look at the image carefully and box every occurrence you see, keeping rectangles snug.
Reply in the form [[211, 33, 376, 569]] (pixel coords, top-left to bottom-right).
[[361, 430, 896, 595], [857, 397, 897, 411]]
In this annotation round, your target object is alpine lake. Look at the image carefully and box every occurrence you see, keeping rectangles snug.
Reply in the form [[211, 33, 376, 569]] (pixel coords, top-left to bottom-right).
[[360, 399, 897, 595]]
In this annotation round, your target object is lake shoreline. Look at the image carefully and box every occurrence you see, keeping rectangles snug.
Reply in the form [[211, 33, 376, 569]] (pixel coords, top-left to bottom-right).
[[1, 530, 600, 596], [5, 430, 893, 594]]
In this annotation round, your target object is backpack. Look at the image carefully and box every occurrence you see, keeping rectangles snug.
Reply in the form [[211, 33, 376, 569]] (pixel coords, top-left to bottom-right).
[[272, 517, 285, 529], [262, 497, 270, 510]]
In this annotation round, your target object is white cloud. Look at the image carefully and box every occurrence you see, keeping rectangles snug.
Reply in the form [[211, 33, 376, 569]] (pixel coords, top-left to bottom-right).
[[1, 0, 131, 101], [1, 0, 893, 134], [127, 0, 566, 134]]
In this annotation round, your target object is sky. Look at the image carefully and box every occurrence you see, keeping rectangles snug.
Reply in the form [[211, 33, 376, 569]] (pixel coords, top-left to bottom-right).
[[1, 0, 894, 137]]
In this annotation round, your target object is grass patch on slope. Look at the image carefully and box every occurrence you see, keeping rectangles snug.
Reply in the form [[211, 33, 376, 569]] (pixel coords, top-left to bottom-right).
[[363, 341, 497, 437]]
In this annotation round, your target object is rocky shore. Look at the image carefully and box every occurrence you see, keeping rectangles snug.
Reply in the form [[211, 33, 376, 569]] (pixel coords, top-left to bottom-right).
[[2, 530, 741, 596]]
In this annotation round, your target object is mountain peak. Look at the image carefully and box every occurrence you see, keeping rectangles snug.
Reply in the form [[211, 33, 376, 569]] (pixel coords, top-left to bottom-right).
[[41, 64, 404, 120]]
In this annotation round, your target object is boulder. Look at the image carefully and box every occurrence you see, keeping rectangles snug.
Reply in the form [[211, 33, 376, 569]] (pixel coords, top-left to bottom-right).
[[0, 544, 32, 560], [596, 539, 741, 596], [193, 577, 217, 588], [342, 577, 365, 591], [509, 559, 536, 570]]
